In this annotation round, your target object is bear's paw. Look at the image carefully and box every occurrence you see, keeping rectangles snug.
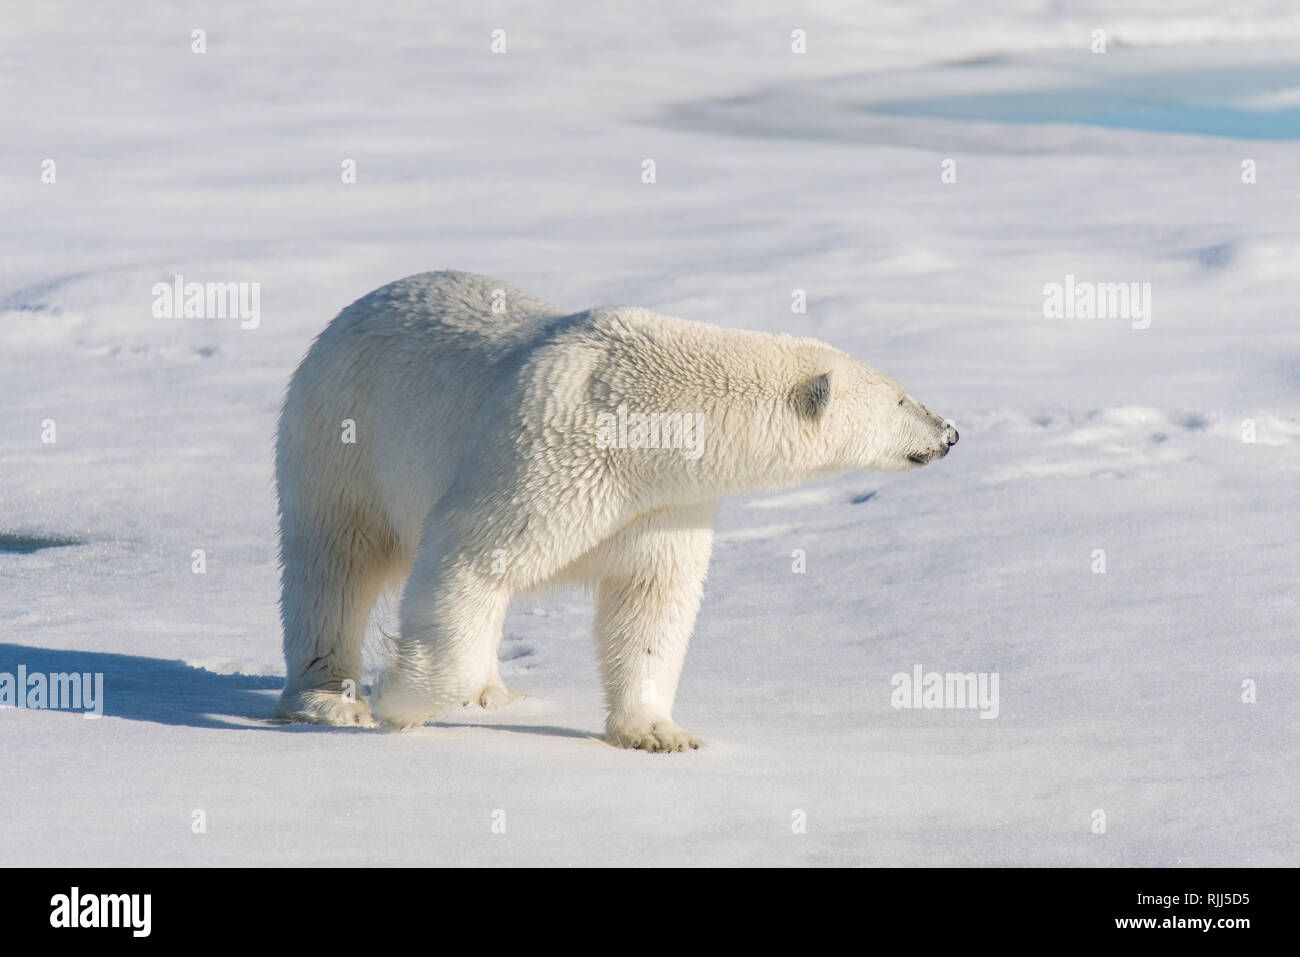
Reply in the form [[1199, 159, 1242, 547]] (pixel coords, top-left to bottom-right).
[[606, 719, 702, 753], [276, 689, 378, 728], [475, 682, 515, 710]]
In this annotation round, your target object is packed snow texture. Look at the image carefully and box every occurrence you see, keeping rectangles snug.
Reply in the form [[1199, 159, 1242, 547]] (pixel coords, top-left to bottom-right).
[[1, 1, 1297, 865]]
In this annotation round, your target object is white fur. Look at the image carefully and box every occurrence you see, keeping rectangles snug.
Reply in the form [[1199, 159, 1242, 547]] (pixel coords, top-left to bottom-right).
[[274, 271, 956, 749]]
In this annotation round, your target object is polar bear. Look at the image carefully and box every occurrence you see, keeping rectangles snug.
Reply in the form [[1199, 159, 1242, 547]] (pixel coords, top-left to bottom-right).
[[274, 271, 957, 750]]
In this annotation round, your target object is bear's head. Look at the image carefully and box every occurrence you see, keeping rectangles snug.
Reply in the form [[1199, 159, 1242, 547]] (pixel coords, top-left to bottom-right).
[[790, 353, 958, 474]]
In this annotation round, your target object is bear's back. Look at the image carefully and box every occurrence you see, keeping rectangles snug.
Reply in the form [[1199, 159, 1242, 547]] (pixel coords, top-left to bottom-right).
[[327, 270, 562, 352]]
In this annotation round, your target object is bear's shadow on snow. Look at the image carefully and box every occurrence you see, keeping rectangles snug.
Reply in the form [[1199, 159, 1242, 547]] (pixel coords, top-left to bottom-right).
[[0, 643, 284, 730], [0, 643, 592, 739]]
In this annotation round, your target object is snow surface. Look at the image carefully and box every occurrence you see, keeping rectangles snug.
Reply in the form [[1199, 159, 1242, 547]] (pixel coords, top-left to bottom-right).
[[2, 0, 1298, 866]]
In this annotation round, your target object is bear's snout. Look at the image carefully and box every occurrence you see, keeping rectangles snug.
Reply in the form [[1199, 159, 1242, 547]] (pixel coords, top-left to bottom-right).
[[901, 413, 957, 468]]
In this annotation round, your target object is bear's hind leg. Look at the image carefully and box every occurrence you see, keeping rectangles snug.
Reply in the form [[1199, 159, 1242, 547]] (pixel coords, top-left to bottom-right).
[[372, 531, 511, 729], [276, 519, 400, 727]]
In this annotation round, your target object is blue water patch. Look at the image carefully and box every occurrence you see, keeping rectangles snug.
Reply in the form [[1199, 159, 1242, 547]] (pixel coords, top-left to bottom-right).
[[0, 534, 80, 554], [870, 66, 1300, 140]]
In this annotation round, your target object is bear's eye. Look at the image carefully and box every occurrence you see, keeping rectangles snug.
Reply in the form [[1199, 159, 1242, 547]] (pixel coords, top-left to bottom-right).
[[897, 395, 905, 406]]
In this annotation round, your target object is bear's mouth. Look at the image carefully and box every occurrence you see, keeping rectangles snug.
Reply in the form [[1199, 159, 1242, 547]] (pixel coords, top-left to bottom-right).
[[907, 447, 949, 466]]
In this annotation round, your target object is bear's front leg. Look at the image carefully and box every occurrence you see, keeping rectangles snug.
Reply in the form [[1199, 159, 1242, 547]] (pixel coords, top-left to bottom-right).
[[593, 505, 715, 752]]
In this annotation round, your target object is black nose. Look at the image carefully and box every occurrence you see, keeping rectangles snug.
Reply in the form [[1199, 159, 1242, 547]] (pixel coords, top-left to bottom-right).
[[949, 428, 959, 445]]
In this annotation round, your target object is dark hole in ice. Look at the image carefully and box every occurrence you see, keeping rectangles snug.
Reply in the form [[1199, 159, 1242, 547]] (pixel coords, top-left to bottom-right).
[[0, 533, 81, 555]]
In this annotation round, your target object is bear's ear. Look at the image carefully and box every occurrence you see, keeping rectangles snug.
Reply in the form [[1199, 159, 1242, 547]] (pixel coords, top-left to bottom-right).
[[793, 371, 832, 420]]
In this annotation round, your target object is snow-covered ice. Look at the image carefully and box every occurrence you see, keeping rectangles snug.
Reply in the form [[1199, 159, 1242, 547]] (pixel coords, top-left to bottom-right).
[[1, 1, 1297, 866]]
